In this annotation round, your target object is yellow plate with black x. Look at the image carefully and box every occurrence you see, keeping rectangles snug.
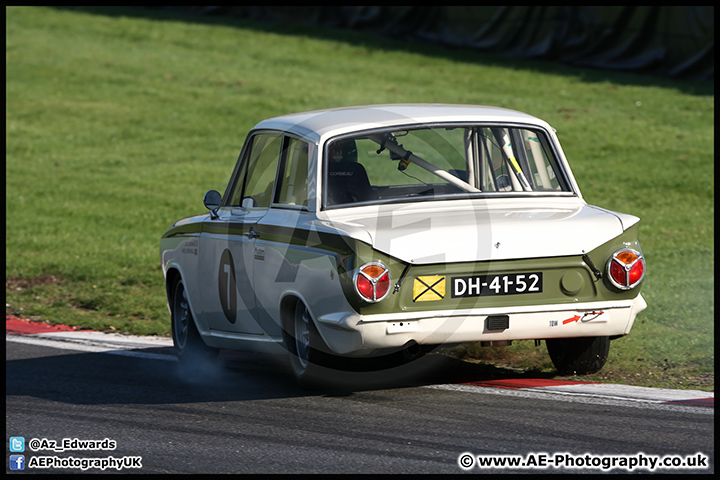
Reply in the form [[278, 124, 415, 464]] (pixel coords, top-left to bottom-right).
[[413, 276, 446, 302]]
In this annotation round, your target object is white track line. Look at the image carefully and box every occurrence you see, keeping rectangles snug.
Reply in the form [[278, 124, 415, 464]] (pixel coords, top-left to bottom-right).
[[6, 332, 175, 362], [427, 383, 713, 413]]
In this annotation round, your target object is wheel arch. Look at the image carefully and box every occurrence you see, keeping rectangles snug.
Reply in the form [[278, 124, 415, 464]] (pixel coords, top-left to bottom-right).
[[279, 292, 306, 339], [278, 291, 331, 352], [164, 265, 206, 337], [164, 266, 182, 303]]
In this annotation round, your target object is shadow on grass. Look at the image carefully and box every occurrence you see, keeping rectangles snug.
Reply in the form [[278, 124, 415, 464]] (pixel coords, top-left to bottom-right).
[[52, 6, 713, 97]]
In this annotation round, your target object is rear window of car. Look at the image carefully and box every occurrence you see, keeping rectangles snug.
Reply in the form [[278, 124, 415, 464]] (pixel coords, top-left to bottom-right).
[[323, 125, 570, 208]]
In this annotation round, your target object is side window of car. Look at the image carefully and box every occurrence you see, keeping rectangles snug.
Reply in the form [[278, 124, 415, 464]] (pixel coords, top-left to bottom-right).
[[275, 138, 310, 207], [228, 133, 282, 208]]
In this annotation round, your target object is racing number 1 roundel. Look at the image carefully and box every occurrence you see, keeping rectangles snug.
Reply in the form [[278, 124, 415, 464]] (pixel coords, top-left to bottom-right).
[[218, 249, 237, 324]]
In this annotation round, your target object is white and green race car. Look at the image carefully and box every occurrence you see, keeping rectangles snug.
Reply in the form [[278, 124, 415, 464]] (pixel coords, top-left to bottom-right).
[[160, 104, 646, 384]]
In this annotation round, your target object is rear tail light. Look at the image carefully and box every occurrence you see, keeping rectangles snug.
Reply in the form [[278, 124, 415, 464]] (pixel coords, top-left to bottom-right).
[[607, 249, 645, 290], [354, 262, 391, 302]]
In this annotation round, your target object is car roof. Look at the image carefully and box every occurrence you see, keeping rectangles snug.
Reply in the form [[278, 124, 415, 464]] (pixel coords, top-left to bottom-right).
[[251, 104, 553, 144]]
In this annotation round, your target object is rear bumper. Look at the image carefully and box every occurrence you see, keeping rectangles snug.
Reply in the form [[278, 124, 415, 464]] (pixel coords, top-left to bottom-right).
[[317, 295, 647, 355]]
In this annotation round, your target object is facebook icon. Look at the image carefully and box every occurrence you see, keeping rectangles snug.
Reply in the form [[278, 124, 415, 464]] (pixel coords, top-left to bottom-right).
[[10, 454, 25, 471]]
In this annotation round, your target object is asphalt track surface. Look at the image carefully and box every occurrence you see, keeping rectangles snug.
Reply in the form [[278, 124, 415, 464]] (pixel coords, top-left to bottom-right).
[[6, 317, 714, 474]]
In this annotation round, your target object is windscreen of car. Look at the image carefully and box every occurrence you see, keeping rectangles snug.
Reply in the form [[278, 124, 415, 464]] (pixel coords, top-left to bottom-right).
[[324, 125, 570, 207]]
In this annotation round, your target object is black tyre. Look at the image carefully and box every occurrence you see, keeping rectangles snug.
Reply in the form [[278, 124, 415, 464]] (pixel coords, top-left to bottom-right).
[[171, 279, 218, 368], [546, 336, 610, 375], [284, 301, 325, 386]]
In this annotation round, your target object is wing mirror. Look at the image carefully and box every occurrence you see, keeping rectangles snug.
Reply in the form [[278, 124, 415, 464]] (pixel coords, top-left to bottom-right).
[[203, 190, 222, 219]]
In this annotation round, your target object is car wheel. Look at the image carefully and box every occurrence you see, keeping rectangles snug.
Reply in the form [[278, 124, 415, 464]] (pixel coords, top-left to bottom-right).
[[285, 301, 324, 386], [171, 279, 218, 367], [546, 336, 610, 375]]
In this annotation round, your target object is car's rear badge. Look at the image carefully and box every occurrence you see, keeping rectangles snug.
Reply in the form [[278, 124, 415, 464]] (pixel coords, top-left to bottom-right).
[[413, 276, 446, 302]]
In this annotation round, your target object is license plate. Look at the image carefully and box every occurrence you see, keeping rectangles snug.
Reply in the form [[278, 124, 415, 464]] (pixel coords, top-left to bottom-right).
[[451, 272, 542, 298]]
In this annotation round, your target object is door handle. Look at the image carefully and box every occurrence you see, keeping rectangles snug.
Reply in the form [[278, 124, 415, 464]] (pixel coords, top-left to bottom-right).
[[245, 229, 260, 239]]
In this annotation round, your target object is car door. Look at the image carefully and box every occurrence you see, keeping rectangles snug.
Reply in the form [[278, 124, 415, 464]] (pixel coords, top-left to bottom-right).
[[251, 136, 313, 338], [200, 132, 283, 335]]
